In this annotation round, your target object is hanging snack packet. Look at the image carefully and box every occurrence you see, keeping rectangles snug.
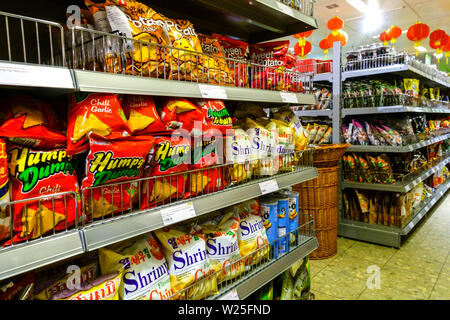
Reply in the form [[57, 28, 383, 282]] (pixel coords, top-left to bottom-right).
[[249, 41, 290, 90], [0, 95, 66, 149], [341, 124, 352, 144], [98, 233, 172, 300], [235, 199, 270, 271], [51, 272, 122, 300], [67, 93, 131, 155], [377, 154, 395, 184], [213, 34, 249, 87], [160, 98, 206, 136], [82, 134, 155, 219], [105, 0, 171, 77], [351, 120, 368, 145], [122, 95, 166, 135], [201, 210, 244, 284], [364, 121, 380, 146], [198, 33, 234, 85], [225, 127, 253, 183], [154, 223, 217, 299], [5, 144, 80, 245], [140, 135, 190, 209]]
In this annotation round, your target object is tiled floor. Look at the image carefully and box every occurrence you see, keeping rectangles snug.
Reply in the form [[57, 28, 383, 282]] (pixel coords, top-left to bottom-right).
[[310, 192, 450, 300]]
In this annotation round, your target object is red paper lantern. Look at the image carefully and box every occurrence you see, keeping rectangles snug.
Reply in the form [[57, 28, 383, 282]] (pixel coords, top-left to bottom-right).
[[327, 30, 347, 47], [387, 26, 402, 45], [407, 22, 430, 47], [430, 29, 446, 42], [294, 40, 311, 59], [293, 30, 314, 39], [443, 36, 450, 63], [430, 33, 449, 61], [327, 16, 344, 31], [379, 31, 391, 45], [319, 38, 332, 54]]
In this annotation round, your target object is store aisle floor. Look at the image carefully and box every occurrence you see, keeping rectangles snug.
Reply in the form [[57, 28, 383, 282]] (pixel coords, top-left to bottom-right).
[[310, 192, 450, 300]]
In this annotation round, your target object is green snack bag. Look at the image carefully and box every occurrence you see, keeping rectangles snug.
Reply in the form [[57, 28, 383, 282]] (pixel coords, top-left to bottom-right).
[[280, 270, 294, 300], [258, 281, 274, 300]]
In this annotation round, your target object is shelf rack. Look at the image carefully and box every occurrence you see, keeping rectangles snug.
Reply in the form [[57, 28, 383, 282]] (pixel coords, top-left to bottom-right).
[[342, 105, 450, 117]]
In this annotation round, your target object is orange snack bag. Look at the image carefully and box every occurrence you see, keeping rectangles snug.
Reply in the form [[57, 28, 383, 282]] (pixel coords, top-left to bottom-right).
[[67, 93, 131, 155], [122, 95, 166, 135]]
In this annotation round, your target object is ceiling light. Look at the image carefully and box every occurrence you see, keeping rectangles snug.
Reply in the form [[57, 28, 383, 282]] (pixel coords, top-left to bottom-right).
[[363, 1, 381, 33], [346, 0, 369, 13]]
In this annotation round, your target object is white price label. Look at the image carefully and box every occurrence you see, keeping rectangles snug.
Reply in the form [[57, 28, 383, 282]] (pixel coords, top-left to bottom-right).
[[279, 92, 299, 103], [259, 179, 279, 195], [160, 202, 196, 226], [199, 84, 228, 99], [218, 289, 240, 300], [276, 2, 294, 16]]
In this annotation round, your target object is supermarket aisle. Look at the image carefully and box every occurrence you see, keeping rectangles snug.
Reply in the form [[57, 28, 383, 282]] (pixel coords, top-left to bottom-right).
[[310, 192, 450, 300]]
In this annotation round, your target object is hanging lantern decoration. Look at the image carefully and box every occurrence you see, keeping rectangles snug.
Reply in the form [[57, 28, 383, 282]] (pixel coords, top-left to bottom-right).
[[442, 36, 450, 64], [407, 22, 430, 56], [293, 30, 314, 47], [379, 31, 391, 45], [326, 16, 347, 47], [319, 38, 332, 58], [433, 33, 450, 63], [386, 25, 402, 48], [327, 16, 344, 33], [294, 40, 312, 59]]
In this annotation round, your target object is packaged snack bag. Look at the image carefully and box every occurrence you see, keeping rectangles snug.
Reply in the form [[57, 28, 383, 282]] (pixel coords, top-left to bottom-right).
[[377, 154, 395, 184], [122, 95, 166, 135], [154, 223, 217, 299], [341, 124, 352, 144], [267, 119, 295, 172], [235, 199, 270, 270], [201, 210, 244, 284], [0, 138, 10, 243], [163, 18, 205, 82], [272, 108, 308, 151], [160, 98, 206, 136], [0, 95, 66, 149], [140, 136, 190, 209], [318, 126, 332, 144], [403, 78, 420, 96], [99, 233, 172, 300], [0, 272, 35, 300], [195, 99, 233, 136], [34, 262, 98, 300], [82, 134, 155, 219], [105, 0, 171, 77], [198, 33, 234, 85], [5, 144, 80, 245], [52, 272, 122, 300], [67, 93, 131, 155], [249, 41, 290, 90], [225, 127, 253, 183], [213, 34, 249, 87]]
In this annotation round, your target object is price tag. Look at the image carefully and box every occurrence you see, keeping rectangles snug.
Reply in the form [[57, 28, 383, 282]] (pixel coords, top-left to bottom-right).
[[279, 92, 298, 103], [259, 179, 279, 195], [276, 2, 294, 16], [160, 202, 196, 226], [218, 289, 240, 300], [199, 84, 228, 99]]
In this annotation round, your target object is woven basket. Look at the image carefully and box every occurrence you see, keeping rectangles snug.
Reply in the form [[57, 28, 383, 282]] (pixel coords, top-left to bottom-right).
[[300, 207, 338, 230], [313, 144, 350, 168], [310, 227, 338, 260]]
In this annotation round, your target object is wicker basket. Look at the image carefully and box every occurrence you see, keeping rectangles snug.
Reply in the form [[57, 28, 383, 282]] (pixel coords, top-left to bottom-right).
[[300, 207, 338, 230], [313, 144, 350, 168], [310, 227, 338, 260]]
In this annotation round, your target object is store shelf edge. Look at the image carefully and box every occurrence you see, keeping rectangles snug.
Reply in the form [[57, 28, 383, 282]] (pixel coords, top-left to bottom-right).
[[212, 236, 318, 300], [82, 167, 318, 252], [73, 70, 317, 105], [0, 230, 84, 281], [341, 106, 450, 117], [293, 109, 332, 118]]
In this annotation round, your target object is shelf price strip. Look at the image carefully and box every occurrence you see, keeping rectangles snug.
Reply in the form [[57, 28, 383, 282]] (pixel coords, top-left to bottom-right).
[[279, 92, 299, 103], [259, 179, 279, 195], [198, 84, 228, 99], [160, 201, 196, 226]]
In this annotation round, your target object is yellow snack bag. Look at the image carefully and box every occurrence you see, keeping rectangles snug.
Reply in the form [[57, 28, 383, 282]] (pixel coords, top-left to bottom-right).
[[99, 233, 173, 300], [52, 272, 122, 300], [246, 118, 277, 176], [235, 199, 269, 271], [225, 127, 253, 183], [201, 210, 244, 284], [272, 109, 308, 151], [154, 223, 217, 299]]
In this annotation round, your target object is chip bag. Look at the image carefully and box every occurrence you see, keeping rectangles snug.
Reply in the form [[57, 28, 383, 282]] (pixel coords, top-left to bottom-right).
[[195, 99, 233, 136], [235, 199, 270, 270], [225, 127, 253, 183], [5, 144, 80, 245], [67, 93, 131, 155], [141, 136, 190, 209], [213, 34, 249, 87], [267, 119, 295, 172], [201, 210, 244, 284], [245, 118, 277, 176], [160, 98, 206, 136], [0, 95, 66, 149], [272, 108, 308, 151], [154, 223, 217, 300], [122, 95, 166, 135], [82, 134, 155, 220], [99, 233, 173, 300], [198, 33, 234, 85], [0, 272, 35, 300], [51, 272, 122, 300]]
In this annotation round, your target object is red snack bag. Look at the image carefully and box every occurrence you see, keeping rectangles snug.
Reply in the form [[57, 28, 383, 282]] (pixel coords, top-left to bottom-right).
[[249, 41, 290, 90], [141, 135, 190, 209], [0, 95, 66, 149], [67, 93, 131, 155], [213, 34, 249, 87], [194, 99, 233, 136], [0, 272, 35, 300], [82, 134, 155, 220], [160, 98, 207, 136], [5, 143, 80, 245], [121, 95, 166, 135]]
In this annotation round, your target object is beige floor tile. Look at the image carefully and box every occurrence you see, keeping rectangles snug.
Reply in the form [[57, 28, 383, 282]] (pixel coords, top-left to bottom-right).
[[429, 276, 450, 300], [343, 242, 397, 265], [311, 268, 367, 300], [309, 259, 331, 277], [384, 253, 444, 276], [311, 290, 342, 300], [337, 237, 356, 251], [357, 287, 426, 300], [391, 245, 449, 264]]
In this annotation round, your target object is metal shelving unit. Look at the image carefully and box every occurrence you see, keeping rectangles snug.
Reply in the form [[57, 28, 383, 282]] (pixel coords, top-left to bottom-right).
[[293, 109, 332, 118], [339, 178, 450, 248], [346, 133, 450, 153], [342, 105, 450, 117]]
